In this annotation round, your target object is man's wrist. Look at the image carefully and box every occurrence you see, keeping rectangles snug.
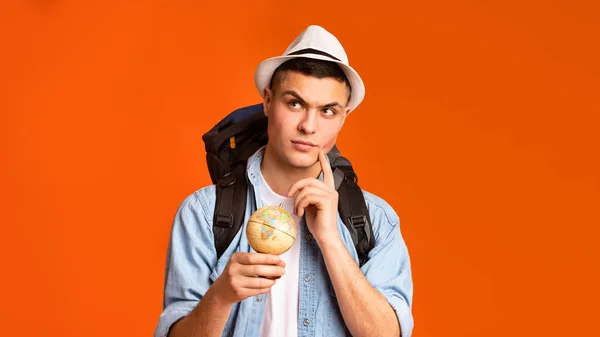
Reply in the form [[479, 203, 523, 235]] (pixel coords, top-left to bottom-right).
[[315, 234, 345, 252], [202, 283, 233, 311]]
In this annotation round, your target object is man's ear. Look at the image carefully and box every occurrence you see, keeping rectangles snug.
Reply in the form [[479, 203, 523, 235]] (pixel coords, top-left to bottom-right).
[[263, 87, 273, 116]]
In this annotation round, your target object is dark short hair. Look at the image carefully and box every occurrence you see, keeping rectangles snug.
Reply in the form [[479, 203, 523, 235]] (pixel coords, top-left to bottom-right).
[[269, 57, 352, 102]]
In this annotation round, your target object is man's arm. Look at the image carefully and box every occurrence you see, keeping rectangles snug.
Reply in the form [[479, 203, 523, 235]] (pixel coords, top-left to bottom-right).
[[167, 252, 285, 337], [319, 236, 401, 337], [155, 190, 285, 337], [288, 150, 413, 337], [167, 287, 233, 337]]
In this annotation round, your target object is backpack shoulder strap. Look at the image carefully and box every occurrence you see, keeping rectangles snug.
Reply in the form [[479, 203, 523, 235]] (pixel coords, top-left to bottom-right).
[[334, 164, 375, 267], [213, 163, 247, 259]]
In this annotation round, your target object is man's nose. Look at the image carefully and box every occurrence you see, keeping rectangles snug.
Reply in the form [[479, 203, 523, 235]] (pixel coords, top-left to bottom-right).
[[298, 110, 317, 134]]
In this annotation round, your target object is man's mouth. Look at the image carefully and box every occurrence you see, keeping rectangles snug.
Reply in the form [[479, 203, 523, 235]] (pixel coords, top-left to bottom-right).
[[291, 140, 317, 151], [292, 140, 316, 147]]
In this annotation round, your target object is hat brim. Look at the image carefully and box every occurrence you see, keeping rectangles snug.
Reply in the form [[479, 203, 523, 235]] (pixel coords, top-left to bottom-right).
[[254, 54, 365, 113]]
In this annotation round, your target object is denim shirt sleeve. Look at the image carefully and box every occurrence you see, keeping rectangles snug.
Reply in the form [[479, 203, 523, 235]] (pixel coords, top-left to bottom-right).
[[154, 186, 217, 337], [361, 191, 414, 337]]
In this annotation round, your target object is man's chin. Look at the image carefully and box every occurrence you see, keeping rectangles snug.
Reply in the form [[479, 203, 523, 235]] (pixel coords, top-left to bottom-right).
[[285, 152, 318, 169]]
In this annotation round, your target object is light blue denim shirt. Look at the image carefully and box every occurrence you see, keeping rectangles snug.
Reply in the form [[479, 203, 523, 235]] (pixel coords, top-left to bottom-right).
[[155, 147, 414, 337]]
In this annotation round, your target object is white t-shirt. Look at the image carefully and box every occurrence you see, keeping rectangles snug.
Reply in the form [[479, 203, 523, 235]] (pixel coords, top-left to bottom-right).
[[257, 169, 302, 337]]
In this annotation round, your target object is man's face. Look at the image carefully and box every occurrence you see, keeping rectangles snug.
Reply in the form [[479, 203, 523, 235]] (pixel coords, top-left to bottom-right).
[[263, 71, 351, 170]]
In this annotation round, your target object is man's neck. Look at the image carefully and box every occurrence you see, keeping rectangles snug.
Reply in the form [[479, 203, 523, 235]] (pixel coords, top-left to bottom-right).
[[260, 144, 321, 197]]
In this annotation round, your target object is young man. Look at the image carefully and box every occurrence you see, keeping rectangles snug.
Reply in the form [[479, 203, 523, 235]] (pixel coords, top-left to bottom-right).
[[155, 25, 414, 337]]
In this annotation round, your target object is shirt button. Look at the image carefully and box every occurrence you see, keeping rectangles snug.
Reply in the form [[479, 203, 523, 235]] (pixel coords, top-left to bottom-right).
[[304, 275, 311, 282], [305, 234, 312, 241], [304, 319, 310, 326]]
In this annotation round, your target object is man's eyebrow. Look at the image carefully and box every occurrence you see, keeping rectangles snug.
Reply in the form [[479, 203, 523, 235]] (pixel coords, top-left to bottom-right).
[[321, 101, 342, 109], [282, 90, 307, 105], [282, 90, 342, 109]]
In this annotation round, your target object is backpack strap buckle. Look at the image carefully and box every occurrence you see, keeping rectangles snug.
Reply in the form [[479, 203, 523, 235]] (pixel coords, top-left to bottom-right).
[[213, 165, 248, 258], [348, 215, 367, 228], [219, 172, 236, 187], [215, 214, 234, 228]]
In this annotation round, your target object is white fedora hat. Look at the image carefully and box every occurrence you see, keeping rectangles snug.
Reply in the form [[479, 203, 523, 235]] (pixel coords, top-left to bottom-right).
[[254, 25, 365, 112]]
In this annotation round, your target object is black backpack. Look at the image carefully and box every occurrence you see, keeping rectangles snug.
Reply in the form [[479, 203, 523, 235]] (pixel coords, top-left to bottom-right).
[[201, 103, 375, 267]]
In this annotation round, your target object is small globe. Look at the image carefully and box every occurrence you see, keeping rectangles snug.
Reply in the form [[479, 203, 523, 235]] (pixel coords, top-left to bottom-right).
[[246, 205, 297, 255]]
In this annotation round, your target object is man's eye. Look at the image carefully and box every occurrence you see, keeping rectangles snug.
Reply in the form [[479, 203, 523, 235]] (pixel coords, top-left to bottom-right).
[[289, 101, 301, 109], [323, 108, 335, 115]]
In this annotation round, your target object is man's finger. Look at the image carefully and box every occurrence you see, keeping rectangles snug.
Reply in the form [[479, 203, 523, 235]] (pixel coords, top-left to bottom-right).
[[295, 194, 323, 217], [243, 276, 277, 289], [287, 177, 325, 197], [235, 252, 281, 265], [240, 264, 285, 278], [319, 149, 335, 189], [293, 186, 327, 216]]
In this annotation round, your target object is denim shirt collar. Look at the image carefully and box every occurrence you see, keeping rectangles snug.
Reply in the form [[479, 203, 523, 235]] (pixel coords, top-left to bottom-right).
[[245, 145, 265, 192]]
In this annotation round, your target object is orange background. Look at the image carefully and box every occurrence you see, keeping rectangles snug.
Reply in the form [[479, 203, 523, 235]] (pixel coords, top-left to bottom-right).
[[1, 0, 599, 336]]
